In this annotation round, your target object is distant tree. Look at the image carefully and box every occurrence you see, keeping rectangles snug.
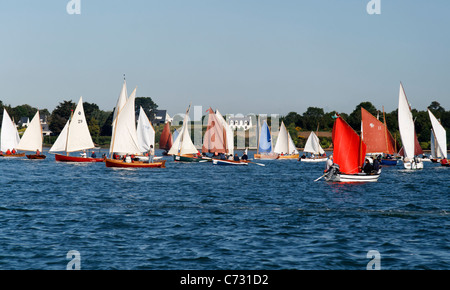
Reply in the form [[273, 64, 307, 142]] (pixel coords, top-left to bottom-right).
[[100, 111, 114, 136], [88, 117, 100, 138], [347, 102, 378, 131], [135, 97, 158, 122], [302, 107, 324, 131], [49, 100, 76, 136], [281, 112, 302, 128]]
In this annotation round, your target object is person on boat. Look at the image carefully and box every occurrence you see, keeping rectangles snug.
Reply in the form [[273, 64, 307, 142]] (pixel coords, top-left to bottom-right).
[[6, 149, 11, 155], [241, 151, 248, 161], [325, 155, 333, 172], [36, 149, 40, 155], [233, 153, 240, 161], [91, 151, 97, 158], [219, 153, 226, 160], [148, 145, 154, 163], [12, 149, 16, 154], [372, 157, 380, 173], [124, 154, 132, 163], [363, 159, 373, 174], [300, 154, 306, 159], [80, 150, 87, 158]]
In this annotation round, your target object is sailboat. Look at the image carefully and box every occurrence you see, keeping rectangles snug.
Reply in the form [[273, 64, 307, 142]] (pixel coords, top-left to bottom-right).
[[361, 107, 398, 165], [274, 121, 299, 159], [0, 109, 25, 157], [49, 97, 104, 162], [159, 122, 173, 155], [168, 105, 206, 162], [398, 83, 423, 169], [215, 109, 234, 157], [323, 114, 380, 182], [254, 119, 278, 160], [105, 84, 165, 168], [300, 131, 326, 162], [428, 109, 448, 167], [136, 106, 157, 161], [16, 110, 46, 159]]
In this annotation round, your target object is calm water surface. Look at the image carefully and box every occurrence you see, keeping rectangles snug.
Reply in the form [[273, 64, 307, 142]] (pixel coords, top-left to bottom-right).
[[0, 150, 449, 270]]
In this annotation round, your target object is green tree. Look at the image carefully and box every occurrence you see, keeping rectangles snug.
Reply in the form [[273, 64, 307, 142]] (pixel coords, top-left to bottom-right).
[[302, 107, 324, 131], [135, 97, 158, 122], [49, 100, 76, 136]]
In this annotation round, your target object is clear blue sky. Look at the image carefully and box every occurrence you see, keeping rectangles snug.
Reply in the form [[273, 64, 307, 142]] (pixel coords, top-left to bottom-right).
[[1, 0, 449, 117]]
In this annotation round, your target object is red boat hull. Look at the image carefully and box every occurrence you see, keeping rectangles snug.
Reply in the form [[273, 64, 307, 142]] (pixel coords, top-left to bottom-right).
[[105, 158, 166, 168], [441, 159, 449, 167], [26, 154, 46, 159], [55, 153, 104, 162]]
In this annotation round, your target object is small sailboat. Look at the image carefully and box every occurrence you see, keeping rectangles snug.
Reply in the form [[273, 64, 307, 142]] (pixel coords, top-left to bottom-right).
[[105, 83, 165, 168], [300, 131, 327, 162], [16, 110, 46, 159], [273, 121, 299, 159], [361, 107, 398, 165], [215, 109, 234, 157], [136, 106, 157, 162], [254, 119, 279, 160], [323, 114, 380, 182], [159, 122, 173, 155], [49, 97, 104, 162], [168, 105, 206, 162], [0, 109, 25, 157], [398, 83, 423, 169], [428, 109, 448, 167]]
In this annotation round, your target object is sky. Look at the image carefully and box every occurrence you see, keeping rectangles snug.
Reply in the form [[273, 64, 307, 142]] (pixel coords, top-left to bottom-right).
[[1, 0, 449, 117]]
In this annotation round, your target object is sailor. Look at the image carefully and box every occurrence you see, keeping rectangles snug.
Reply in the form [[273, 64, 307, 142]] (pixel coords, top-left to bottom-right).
[[241, 151, 248, 161], [325, 155, 333, 172], [80, 150, 87, 158], [373, 156, 380, 172], [6, 149, 11, 155], [124, 154, 132, 163], [363, 159, 373, 174], [233, 153, 240, 161], [91, 151, 97, 158], [148, 145, 154, 163], [36, 149, 40, 155]]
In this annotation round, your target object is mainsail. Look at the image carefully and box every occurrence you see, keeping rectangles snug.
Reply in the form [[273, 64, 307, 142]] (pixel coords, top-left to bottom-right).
[[428, 109, 447, 159], [304, 131, 325, 155], [274, 121, 298, 154], [159, 122, 173, 151], [202, 107, 227, 154], [167, 105, 198, 155], [1, 109, 21, 152], [398, 83, 422, 159], [332, 114, 367, 174], [17, 111, 43, 152], [215, 109, 234, 156], [361, 107, 396, 154]]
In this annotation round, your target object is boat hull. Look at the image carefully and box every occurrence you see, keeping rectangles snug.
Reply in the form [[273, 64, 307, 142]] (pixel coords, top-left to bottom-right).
[[403, 160, 424, 170], [105, 158, 166, 168], [55, 153, 104, 162], [441, 159, 449, 167], [254, 153, 279, 160], [173, 154, 211, 163], [299, 157, 327, 162], [277, 154, 299, 160], [212, 159, 249, 166], [325, 172, 380, 182], [0, 153, 26, 158], [26, 154, 46, 160]]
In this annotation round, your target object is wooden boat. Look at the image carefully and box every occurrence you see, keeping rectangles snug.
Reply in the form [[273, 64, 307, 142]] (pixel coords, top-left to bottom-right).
[[300, 131, 327, 162], [273, 121, 299, 159], [168, 105, 209, 162], [26, 154, 46, 160], [50, 97, 104, 163], [361, 107, 398, 166], [441, 159, 449, 167], [398, 83, 423, 170], [106, 81, 165, 169], [212, 159, 249, 166], [1, 109, 22, 157], [428, 109, 447, 167], [16, 110, 46, 160], [159, 122, 173, 155], [105, 158, 166, 168], [254, 119, 279, 160], [323, 114, 380, 182]]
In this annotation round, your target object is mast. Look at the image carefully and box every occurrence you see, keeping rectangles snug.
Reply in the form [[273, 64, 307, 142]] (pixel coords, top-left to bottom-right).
[[382, 106, 389, 154]]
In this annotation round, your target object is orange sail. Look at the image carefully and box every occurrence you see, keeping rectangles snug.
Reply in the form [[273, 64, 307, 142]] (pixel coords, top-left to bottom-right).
[[361, 108, 396, 154], [202, 108, 228, 154], [332, 114, 367, 174], [159, 122, 173, 150]]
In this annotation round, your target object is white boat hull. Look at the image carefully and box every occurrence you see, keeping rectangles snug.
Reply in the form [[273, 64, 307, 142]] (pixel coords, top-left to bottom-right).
[[326, 172, 380, 182], [300, 158, 327, 163], [403, 161, 424, 170], [212, 159, 249, 166]]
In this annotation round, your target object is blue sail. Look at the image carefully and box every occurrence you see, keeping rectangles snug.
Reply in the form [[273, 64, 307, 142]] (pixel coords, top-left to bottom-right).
[[258, 121, 272, 153]]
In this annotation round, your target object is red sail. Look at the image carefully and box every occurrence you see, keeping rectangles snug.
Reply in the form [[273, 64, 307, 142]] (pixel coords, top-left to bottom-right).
[[159, 122, 173, 150], [332, 115, 367, 174], [202, 108, 227, 154], [361, 108, 396, 154]]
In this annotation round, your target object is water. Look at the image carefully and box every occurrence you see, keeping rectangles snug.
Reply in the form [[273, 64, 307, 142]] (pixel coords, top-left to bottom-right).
[[0, 150, 449, 270]]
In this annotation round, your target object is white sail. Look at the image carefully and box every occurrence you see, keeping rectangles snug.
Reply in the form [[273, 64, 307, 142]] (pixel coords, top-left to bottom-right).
[[398, 83, 416, 159], [216, 109, 234, 155], [17, 111, 43, 152], [49, 120, 69, 152], [287, 132, 299, 154], [66, 97, 96, 152], [428, 109, 447, 159], [109, 88, 141, 155], [168, 108, 198, 155], [304, 131, 325, 155], [112, 79, 128, 125], [136, 106, 155, 152], [1, 109, 21, 152], [274, 121, 291, 154]]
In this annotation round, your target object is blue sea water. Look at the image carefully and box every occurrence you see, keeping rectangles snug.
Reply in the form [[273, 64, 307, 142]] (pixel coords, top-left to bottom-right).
[[0, 150, 449, 270]]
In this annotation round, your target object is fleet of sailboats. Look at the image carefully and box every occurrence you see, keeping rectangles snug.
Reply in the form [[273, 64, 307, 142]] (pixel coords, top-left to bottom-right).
[[1, 78, 447, 176]]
